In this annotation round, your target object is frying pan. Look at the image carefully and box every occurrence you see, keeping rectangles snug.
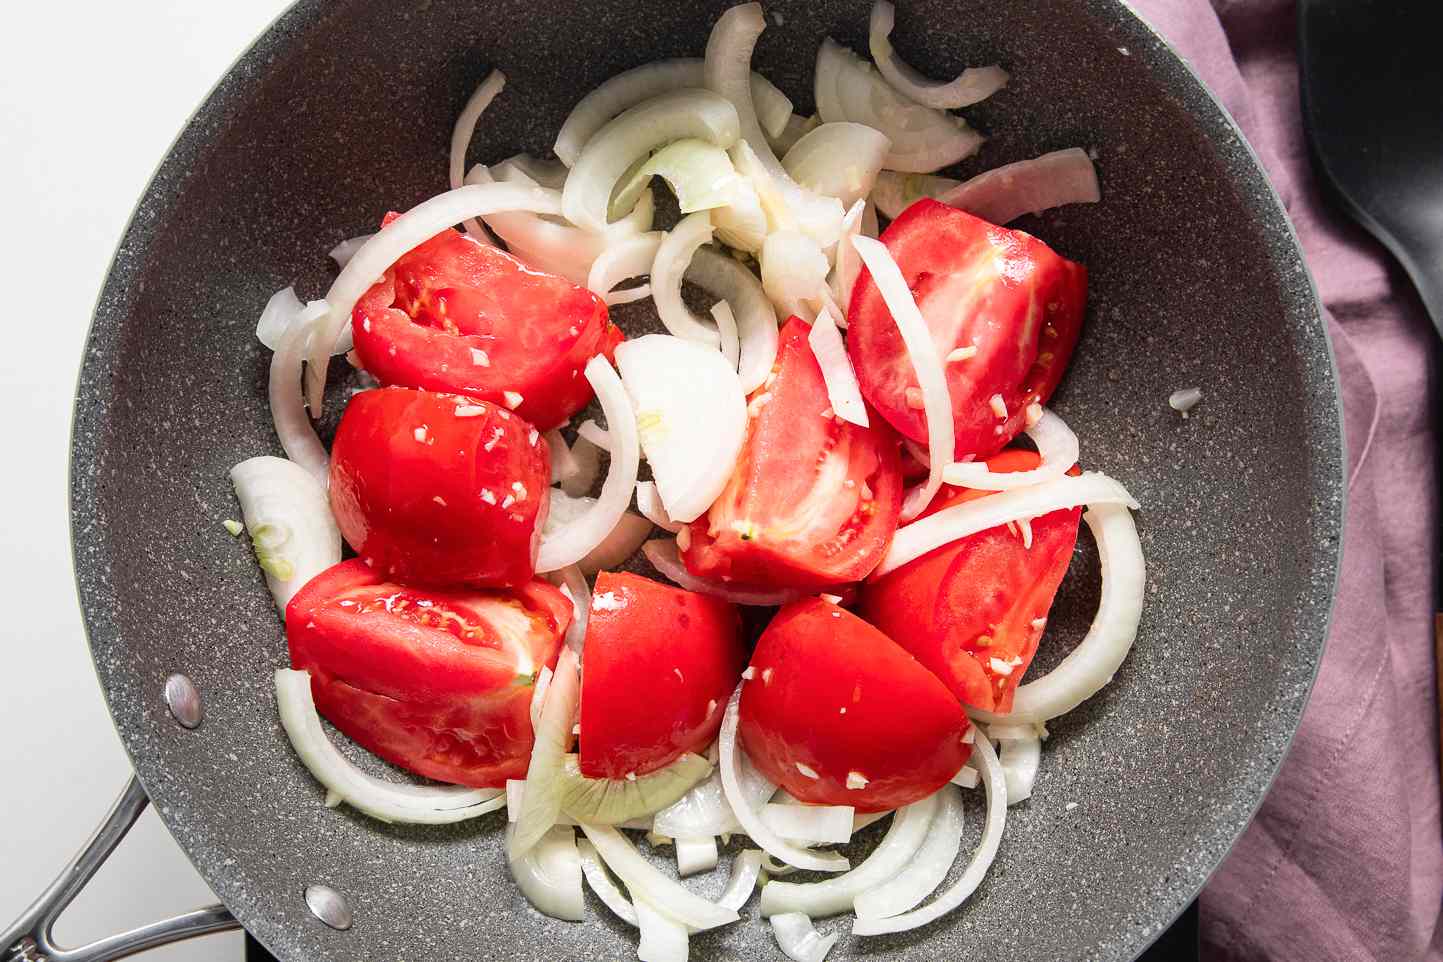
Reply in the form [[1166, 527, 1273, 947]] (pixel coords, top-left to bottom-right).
[[3, 0, 1344, 959]]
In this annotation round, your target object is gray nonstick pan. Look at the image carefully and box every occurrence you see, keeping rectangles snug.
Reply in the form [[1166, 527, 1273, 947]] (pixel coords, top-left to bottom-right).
[[4, 0, 1343, 959]]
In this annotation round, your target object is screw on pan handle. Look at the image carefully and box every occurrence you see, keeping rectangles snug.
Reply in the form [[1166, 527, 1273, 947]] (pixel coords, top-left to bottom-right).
[[1, 776, 239, 962]]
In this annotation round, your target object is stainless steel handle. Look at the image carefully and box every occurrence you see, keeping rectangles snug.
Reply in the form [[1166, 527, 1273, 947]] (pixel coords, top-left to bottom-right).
[[2, 776, 239, 962]]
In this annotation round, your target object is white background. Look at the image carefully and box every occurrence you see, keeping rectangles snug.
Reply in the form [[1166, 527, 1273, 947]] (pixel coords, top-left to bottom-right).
[[0, 3, 289, 958]]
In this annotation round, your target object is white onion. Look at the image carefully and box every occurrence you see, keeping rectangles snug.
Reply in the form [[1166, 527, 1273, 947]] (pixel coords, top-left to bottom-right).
[[506, 779, 525, 822], [711, 176, 771, 253], [652, 212, 723, 346], [577, 419, 612, 452], [327, 235, 374, 270], [255, 286, 304, 351], [876, 471, 1138, 577], [760, 804, 855, 845], [561, 434, 602, 498], [868, 1, 1008, 109], [687, 247, 779, 394], [969, 504, 1145, 724], [770, 913, 838, 962], [675, 836, 719, 877], [759, 791, 936, 918], [943, 409, 1078, 490], [853, 784, 963, 920], [506, 823, 584, 921], [869, 170, 959, 219], [951, 765, 979, 789], [643, 539, 814, 607], [852, 729, 1006, 935], [768, 113, 818, 154], [554, 567, 590, 653], [587, 231, 665, 305], [719, 687, 849, 873], [231, 457, 340, 614], [761, 230, 830, 320], [993, 730, 1041, 805], [577, 838, 640, 926], [274, 670, 506, 823], [636, 894, 690, 962], [782, 122, 891, 210], [815, 39, 984, 173], [449, 69, 507, 243], [829, 200, 866, 309], [578, 823, 740, 931], [718, 850, 767, 911], [852, 809, 892, 833], [536, 358, 642, 572], [511, 647, 580, 858], [611, 138, 745, 220], [268, 302, 332, 484], [851, 235, 951, 521], [712, 301, 741, 370], [529, 666, 555, 731], [636, 481, 683, 533], [807, 307, 868, 428], [306, 182, 565, 412], [615, 334, 747, 523], [493, 152, 569, 190], [938, 148, 1101, 226], [654, 754, 775, 839], [1169, 386, 1203, 415], [546, 429, 581, 486]]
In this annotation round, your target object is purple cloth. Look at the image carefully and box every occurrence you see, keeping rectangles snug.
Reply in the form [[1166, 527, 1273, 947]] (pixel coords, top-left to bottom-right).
[[1125, 1, 1443, 958]]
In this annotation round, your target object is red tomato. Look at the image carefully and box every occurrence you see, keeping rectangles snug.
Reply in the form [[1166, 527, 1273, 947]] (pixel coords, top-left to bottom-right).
[[329, 387, 549, 588], [351, 213, 623, 431], [739, 598, 971, 812], [847, 199, 1087, 460], [579, 572, 747, 779], [858, 450, 1082, 712], [286, 559, 570, 787], [680, 316, 904, 591]]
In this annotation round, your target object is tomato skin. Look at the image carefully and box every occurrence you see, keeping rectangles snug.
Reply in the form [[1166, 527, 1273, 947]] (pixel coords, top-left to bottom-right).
[[329, 387, 549, 588], [739, 599, 971, 812], [847, 199, 1087, 460], [351, 214, 623, 431], [681, 316, 904, 591], [579, 572, 746, 779], [286, 559, 570, 787], [858, 450, 1081, 712]]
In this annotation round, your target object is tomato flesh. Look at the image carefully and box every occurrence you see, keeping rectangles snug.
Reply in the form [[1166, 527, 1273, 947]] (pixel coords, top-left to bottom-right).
[[329, 387, 550, 588], [858, 450, 1082, 712], [286, 559, 570, 787], [579, 572, 746, 779], [847, 199, 1087, 460], [739, 598, 971, 812], [351, 214, 623, 431], [681, 316, 903, 591]]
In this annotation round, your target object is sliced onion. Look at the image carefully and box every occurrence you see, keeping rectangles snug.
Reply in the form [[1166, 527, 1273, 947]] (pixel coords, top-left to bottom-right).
[[268, 302, 332, 483], [852, 729, 1006, 935], [652, 212, 723, 346], [654, 753, 774, 838], [951, 765, 979, 789], [536, 358, 641, 572], [770, 913, 839, 962], [868, 1, 1007, 109], [611, 138, 744, 219], [546, 429, 581, 486], [327, 235, 374, 270], [877, 471, 1138, 577], [636, 481, 682, 533], [255, 286, 304, 351], [768, 113, 818, 155], [938, 147, 1101, 226], [274, 669, 505, 823], [712, 301, 741, 370], [870, 170, 959, 219], [853, 784, 963, 920], [553, 567, 589, 653], [676, 836, 719, 877], [761, 230, 830, 320], [306, 182, 565, 412], [231, 457, 340, 614], [720, 687, 849, 873], [992, 729, 1041, 805], [829, 200, 866, 309], [760, 803, 855, 845], [559, 752, 711, 826], [578, 823, 740, 931], [615, 334, 747, 523], [851, 235, 951, 520], [782, 122, 891, 209], [511, 647, 580, 858], [636, 894, 691, 962], [807, 307, 868, 427], [815, 39, 984, 173], [561, 434, 602, 498], [643, 539, 813, 607], [529, 666, 555, 730], [943, 409, 1078, 490], [493, 152, 569, 190], [853, 810, 892, 833], [687, 247, 779, 394], [719, 850, 767, 911], [577, 838, 640, 926], [576, 419, 612, 452], [449, 69, 507, 242], [970, 504, 1144, 723], [506, 823, 584, 921], [588, 231, 665, 305]]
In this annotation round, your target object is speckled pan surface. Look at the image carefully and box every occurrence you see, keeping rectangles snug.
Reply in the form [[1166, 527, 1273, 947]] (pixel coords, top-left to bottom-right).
[[69, 0, 1342, 959]]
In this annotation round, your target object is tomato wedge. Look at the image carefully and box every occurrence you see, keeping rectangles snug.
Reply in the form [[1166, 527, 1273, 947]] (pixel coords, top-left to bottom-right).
[[847, 199, 1087, 459], [329, 387, 549, 588], [351, 213, 623, 431], [858, 450, 1082, 712], [579, 572, 746, 779], [680, 316, 903, 591], [286, 559, 570, 787], [739, 598, 971, 812]]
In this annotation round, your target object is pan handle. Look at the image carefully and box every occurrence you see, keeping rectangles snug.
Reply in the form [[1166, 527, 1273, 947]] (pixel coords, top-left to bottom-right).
[[2, 776, 240, 962]]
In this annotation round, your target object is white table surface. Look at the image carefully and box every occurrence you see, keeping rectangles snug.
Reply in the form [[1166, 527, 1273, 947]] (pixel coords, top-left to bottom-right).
[[0, 3, 290, 958]]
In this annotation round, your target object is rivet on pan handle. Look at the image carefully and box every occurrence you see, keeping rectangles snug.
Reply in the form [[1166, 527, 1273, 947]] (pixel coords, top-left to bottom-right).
[[0, 776, 240, 961]]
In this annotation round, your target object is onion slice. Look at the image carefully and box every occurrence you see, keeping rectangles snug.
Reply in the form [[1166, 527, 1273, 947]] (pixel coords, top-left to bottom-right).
[[687, 247, 779, 394], [719, 849, 767, 911], [255, 286, 304, 351], [231, 457, 340, 614], [268, 300, 331, 482], [643, 539, 813, 607], [611, 138, 744, 219], [652, 212, 723, 346], [829, 200, 866, 309], [713, 301, 742, 370], [587, 231, 665, 305], [546, 429, 581, 486], [869, 171, 960, 219], [449, 70, 507, 242], [782, 122, 891, 209], [761, 230, 830, 320], [577, 838, 640, 926], [868, 1, 1008, 109], [938, 148, 1101, 226], [851, 235, 951, 520], [943, 409, 1078, 490], [552, 566, 590, 653], [578, 823, 740, 931], [992, 729, 1041, 805], [511, 647, 581, 858], [506, 823, 584, 921], [807, 307, 868, 427], [654, 753, 775, 838], [853, 784, 963, 920], [328, 235, 374, 269], [636, 894, 690, 962], [636, 481, 683, 533], [770, 913, 839, 962], [493, 153, 569, 190], [676, 836, 719, 877], [760, 804, 855, 845]]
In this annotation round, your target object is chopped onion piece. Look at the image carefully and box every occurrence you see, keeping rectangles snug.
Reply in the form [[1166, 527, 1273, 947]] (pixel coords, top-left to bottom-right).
[[769, 113, 819, 154], [829, 201, 866, 309], [611, 138, 744, 219], [643, 539, 814, 607], [553, 567, 589, 653], [506, 823, 584, 921], [938, 148, 1101, 226], [712, 301, 741, 370], [878, 472, 1138, 577], [507, 779, 525, 822], [579, 823, 740, 931], [636, 894, 690, 962], [449, 70, 507, 243], [869, 171, 960, 219], [559, 752, 712, 826], [588, 231, 666, 305], [268, 300, 332, 481], [868, 1, 1007, 109], [493, 152, 568, 190], [992, 730, 1041, 805], [807, 308, 868, 427], [576, 419, 612, 452], [687, 247, 779, 393], [718, 850, 767, 911], [654, 754, 774, 838], [760, 803, 856, 845], [951, 765, 979, 789], [1169, 386, 1203, 415], [711, 176, 771, 253], [536, 358, 641, 572], [853, 784, 963, 920], [851, 235, 951, 520], [720, 687, 849, 873], [676, 836, 719, 877], [969, 504, 1145, 723], [328, 235, 374, 270], [547, 429, 581, 485], [274, 670, 505, 823], [761, 231, 830, 320], [760, 791, 936, 918], [852, 730, 1006, 935], [561, 434, 602, 498], [782, 122, 891, 209], [636, 481, 683, 533], [652, 212, 723, 346], [943, 409, 1078, 490], [770, 913, 839, 962], [255, 286, 304, 351], [577, 839, 639, 926], [529, 667, 556, 733], [231, 457, 340, 613], [511, 647, 580, 858]]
